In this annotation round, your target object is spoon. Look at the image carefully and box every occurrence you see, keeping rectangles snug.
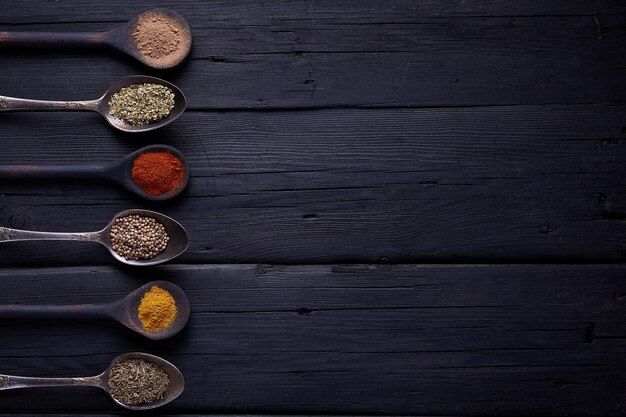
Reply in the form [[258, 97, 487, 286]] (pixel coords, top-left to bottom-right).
[[0, 9, 192, 69], [0, 75, 187, 132], [0, 144, 189, 200], [0, 209, 189, 267], [0, 281, 189, 340], [0, 352, 184, 410]]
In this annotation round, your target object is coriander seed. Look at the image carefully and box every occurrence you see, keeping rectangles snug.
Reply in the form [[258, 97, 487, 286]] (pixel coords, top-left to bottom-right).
[[109, 214, 170, 261]]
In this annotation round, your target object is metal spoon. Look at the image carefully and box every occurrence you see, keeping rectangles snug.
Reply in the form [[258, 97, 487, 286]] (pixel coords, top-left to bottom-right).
[[0, 75, 186, 132], [0, 144, 189, 201], [0, 209, 189, 266], [0, 281, 190, 340], [0, 9, 192, 69], [0, 352, 184, 410]]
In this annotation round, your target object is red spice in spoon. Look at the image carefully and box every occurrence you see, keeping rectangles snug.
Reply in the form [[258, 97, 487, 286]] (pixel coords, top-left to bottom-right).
[[132, 151, 185, 196]]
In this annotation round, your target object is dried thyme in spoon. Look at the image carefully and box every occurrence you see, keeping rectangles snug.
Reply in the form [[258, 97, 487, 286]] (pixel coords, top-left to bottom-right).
[[108, 358, 170, 406], [109, 83, 175, 126]]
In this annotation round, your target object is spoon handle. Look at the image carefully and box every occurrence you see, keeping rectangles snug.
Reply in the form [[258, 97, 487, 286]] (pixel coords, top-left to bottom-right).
[[0, 163, 108, 178], [0, 227, 100, 243], [0, 95, 99, 111], [0, 31, 108, 48], [0, 303, 112, 319], [0, 374, 101, 391]]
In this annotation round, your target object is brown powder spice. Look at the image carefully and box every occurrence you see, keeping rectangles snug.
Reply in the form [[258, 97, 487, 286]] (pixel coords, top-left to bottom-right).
[[133, 11, 192, 68]]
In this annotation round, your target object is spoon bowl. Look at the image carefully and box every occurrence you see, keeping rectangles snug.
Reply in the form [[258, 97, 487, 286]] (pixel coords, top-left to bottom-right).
[[101, 209, 189, 266], [101, 352, 185, 410], [115, 280, 191, 340], [111, 9, 193, 69], [97, 75, 187, 133], [113, 144, 190, 200]]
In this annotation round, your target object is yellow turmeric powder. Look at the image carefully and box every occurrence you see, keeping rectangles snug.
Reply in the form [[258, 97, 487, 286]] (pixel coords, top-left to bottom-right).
[[138, 285, 177, 332]]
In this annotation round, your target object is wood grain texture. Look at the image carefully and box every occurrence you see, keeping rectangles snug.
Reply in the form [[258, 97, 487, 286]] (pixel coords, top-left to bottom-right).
[[1, 105, 626, 265], [0, 1, 625, 416], [0, 0, 623, 108], [0, 264, 624, 415], [2, 413, 461, 417]]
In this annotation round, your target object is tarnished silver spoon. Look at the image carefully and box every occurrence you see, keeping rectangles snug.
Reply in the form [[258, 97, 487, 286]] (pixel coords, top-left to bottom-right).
[[0, 9, 192, 69], [0, 281, 190, 340], [0, 352, 184, 410], [0, 209, 189, 266], [0, 75, 186, 132]]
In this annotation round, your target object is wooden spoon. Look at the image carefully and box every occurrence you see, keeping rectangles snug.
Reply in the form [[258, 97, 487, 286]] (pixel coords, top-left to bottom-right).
[[0, 9, 192, 69], [0, 281, 190, 340], [0, 144, 189, 200]]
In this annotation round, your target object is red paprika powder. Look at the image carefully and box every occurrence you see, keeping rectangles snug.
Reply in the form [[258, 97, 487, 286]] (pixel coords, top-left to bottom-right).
[[132, 151, 186, 196]]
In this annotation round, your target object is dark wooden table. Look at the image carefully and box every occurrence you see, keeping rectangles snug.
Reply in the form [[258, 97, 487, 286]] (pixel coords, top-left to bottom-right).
[[1, 1, 625, 416]]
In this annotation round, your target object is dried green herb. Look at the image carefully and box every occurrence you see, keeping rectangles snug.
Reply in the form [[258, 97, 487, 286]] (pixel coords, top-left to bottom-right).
[[108, 358, 170, 406], [109, 83, 175, 126]]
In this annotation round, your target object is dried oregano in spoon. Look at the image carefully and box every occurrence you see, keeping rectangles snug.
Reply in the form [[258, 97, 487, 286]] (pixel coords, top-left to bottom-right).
[[108, 358, 170, 406], [109, 83, 175, 126]]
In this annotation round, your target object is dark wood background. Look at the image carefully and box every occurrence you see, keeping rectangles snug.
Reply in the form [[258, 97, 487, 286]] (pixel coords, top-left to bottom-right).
[[0, 1, 625, 416]]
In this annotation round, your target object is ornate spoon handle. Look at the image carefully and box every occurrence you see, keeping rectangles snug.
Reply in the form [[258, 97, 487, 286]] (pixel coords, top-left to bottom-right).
[[0, 228, 100, 242], [0, 373, 102, 390], [0, 95, 99, 111]]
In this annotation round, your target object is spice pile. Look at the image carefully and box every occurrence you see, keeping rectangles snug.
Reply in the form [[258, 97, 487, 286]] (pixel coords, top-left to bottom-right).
[[108, 358, 170, 406], [109, 83, 175, 126], [110, 215, 170, 261], [138, 285, 178, 332], [132, 150, 186, 196], [133, 10, 192, 69]]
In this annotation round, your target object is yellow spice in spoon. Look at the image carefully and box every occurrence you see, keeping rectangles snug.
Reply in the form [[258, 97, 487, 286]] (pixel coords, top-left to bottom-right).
[[138, 285, 177, 332]]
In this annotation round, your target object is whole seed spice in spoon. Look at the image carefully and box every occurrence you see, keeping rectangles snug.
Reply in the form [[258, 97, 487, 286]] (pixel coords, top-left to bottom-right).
[[109, 83, 175, 126], [110, 214, 170, 260], [108, 358, 170, 406]]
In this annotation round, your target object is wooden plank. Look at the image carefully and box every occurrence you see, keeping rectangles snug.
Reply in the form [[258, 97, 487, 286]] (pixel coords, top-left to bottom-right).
[[2, 0, 625, 22], [0, 1, 623, 108], [1, 105, 626, 265], [0, 415, 472, 417], [0, 415, 464, 417], [0, 264, 623, 415]]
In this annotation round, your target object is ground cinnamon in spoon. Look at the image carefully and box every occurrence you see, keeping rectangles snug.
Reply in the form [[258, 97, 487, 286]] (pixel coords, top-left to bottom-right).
[[132, 151, 185, 196], [132, 10, 192, 69]]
